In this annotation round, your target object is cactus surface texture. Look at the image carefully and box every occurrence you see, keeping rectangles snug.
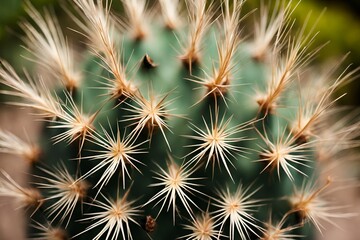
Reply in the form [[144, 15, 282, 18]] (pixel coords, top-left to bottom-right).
[[0, 0, 359, 240]]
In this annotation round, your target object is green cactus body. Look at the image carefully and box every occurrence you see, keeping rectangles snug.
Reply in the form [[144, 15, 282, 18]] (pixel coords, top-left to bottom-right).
[[0, 0, 358, 240]]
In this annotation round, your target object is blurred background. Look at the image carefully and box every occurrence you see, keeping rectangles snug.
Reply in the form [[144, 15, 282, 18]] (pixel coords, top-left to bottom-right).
[[0, 0, 359, 240]]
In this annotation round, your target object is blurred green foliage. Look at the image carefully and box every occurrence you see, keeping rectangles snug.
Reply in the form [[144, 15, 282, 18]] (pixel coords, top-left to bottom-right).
[[291, 0, 360, 105], [0, 0, 22, 25]]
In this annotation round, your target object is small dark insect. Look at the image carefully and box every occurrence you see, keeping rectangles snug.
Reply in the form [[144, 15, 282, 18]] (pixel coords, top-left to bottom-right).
[[144, 215, 157, 233]]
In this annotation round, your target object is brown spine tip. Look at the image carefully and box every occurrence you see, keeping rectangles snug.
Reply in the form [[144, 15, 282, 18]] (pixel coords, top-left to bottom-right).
[[164, 21, 178, 31], [251, 50, 267, 63], [143, 215, 157, 233], [66, 84, 78, 99], [293, 209, 307, 225], [25, 187, 44, 208], [24, 145, 42, 165], [290, 128, 310, 145], [50, 228, 69, 240], [141, 54, 158, 70], [133, 30, 147, 42], [72, 179, 90, 199], [295, 134, 309, 145], [206, 79, 230, 98], [180, 54, 200, 72], [256, 97, 277, 115]]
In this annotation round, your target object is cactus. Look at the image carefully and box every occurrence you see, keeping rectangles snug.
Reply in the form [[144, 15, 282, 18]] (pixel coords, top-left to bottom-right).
[[0, 0, 359, 239]]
